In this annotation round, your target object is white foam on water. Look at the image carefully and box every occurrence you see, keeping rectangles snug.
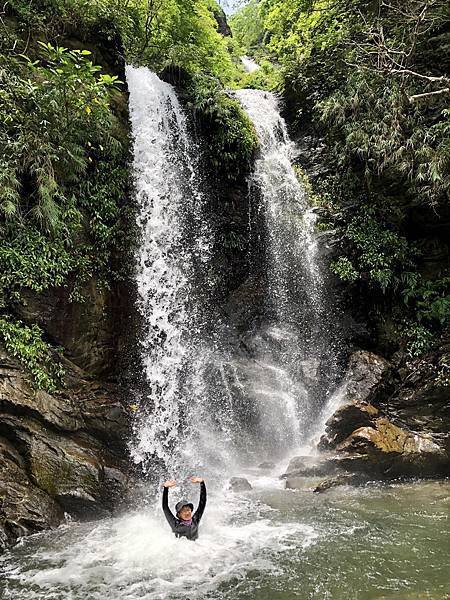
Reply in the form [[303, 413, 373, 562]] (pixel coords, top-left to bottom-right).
[[241, 56, 260, 73], [1, 490, 317, 600]]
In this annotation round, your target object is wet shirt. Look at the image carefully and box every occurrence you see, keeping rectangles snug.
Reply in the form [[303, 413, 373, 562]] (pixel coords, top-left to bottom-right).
[[162, 482, 207, 541]]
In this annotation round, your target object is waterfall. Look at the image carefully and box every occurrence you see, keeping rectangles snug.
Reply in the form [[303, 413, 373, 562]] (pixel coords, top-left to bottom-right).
[[234, 89, 342, 443], [127, 65, 213, 474], [127, 67, 342, 481]]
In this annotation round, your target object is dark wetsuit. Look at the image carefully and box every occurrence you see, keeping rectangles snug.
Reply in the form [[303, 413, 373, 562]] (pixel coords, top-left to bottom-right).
[[162, 482, 207, 540]]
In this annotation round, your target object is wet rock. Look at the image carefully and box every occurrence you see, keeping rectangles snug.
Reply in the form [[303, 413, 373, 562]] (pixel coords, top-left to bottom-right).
[[0, 355, 83, 431], [0, 436, 64, 549], [229, 477, 252, 492], [281, 455, 339, 478], [318, 401, 379, 450], [0, 348, 130, 549], [371, 341, 450, 447], [336, 417, 449, 478], [285, 477, 306, 490], [0, 411, 128, 518], [258, 461, 275, 469], [17, 275, 130, 378], [212, 5, 232, 37], [224, 275, 266, 333], [343, 351, 391, 403], [313, 473, 364, 493], [315, 343, 450, 480]]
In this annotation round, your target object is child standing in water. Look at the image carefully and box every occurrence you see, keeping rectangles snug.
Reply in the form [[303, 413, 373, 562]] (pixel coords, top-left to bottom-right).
[[162, 477, 206, 540]]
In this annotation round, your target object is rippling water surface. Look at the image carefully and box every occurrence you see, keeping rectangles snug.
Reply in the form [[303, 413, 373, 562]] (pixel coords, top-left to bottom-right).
[[1, 477, 449, 600]]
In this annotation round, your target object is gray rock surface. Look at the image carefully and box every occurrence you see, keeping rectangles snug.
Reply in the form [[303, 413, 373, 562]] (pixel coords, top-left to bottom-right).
[[229, 477, 252, 492], [258, 461, 275, 469], [341, 350, 391, 403], [281, 455, 339, 478], [315, 343, 450, 481], [0, 348, 130, 549], [319, 401, 379, 450]]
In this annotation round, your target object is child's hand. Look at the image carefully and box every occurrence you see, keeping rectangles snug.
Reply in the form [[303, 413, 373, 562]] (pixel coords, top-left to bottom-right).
[[163, 480, 177, 488], [190, 476, 204, 484]]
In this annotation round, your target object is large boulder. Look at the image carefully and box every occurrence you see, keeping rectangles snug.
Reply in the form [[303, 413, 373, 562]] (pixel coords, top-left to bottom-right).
[[342, 350, 391, 403], [336, 417, 448, 478], [318, 401, 379, 450], [281, 455, 340, 478], [312, 473, 365, 493], [0, 436, 64, 550], [315, 343, 449, 482], [229, 477, 252, 492], [372, 341, 450, 448]]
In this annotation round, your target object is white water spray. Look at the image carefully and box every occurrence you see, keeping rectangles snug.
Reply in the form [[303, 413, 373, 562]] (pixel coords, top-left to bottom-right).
[[127, 65, 213, 473], [235, 89, 341, 441]]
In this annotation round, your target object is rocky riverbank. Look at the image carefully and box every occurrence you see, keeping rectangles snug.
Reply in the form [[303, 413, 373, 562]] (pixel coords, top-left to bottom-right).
[[0, 347, 130, 550], [284, 344, 450, 491]]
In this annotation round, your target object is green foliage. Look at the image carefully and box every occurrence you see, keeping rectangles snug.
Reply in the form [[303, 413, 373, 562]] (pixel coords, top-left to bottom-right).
[[9, 0, 142, 50], [1, 42, 122, 230], [221, 230, 246, 250], [330, 257, 358, 283], [0, 318, 65, 391], [241, 0, 450, 356], [330, 211, 417, 290], [131, 0, 239, 83], [400, 322, 435, 359], [229, 0, 267, 56], [0, 229, 75, 308], [437, 352, 450, 386], [238, 59, 280, 91], [402, 273, 450, 329], [345, 214, 416, 291], [1, 8, 130, 383], [186, 74, 259, 179], [318, 78, 450, 206]]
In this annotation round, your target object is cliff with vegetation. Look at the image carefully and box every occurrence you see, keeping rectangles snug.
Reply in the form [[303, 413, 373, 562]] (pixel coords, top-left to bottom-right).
[[231, 0, 449, 359], [231, 0, 450, 485]]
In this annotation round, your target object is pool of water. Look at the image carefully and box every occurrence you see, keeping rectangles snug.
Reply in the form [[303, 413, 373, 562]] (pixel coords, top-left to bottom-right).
[[1, 476, 449, 600]]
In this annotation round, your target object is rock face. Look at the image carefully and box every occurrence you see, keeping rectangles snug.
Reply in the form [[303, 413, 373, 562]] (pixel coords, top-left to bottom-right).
[[18, 278, 131, 379], [314, 344, 450, 482], [0, 349, 130, 550], [258, 461, 275, 469], [339, 350, 391, 404], [319, 401, 379, 450], [336, 417, 448, 477], [281, 455, 339, 478]]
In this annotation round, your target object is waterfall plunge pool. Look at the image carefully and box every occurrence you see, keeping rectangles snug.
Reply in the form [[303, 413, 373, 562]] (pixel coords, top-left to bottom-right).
[[4, 67, 445, 600], [1, 477, 449, 600]]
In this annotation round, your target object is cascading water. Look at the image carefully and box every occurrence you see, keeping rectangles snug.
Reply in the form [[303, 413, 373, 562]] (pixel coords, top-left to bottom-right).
[[127, 69, 342, 479], [2, 69, 449, 600], [232, 89, 342, 449], [126, 65, 214, 475]]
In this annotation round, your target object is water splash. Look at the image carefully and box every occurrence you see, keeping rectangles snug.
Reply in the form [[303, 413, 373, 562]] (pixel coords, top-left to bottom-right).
[[127, 65, 212, 473], [235, 89, 342, 436]]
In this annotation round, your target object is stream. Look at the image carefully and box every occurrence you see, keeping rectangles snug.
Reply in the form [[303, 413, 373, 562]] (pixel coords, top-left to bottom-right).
[[1, 476, 449, 599]]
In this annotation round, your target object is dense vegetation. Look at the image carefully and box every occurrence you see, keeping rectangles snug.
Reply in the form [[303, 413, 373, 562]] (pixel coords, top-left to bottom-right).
[[0, 0, 255, 388], [4, 0, 447, 387], [232, 0, 450, 358]]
